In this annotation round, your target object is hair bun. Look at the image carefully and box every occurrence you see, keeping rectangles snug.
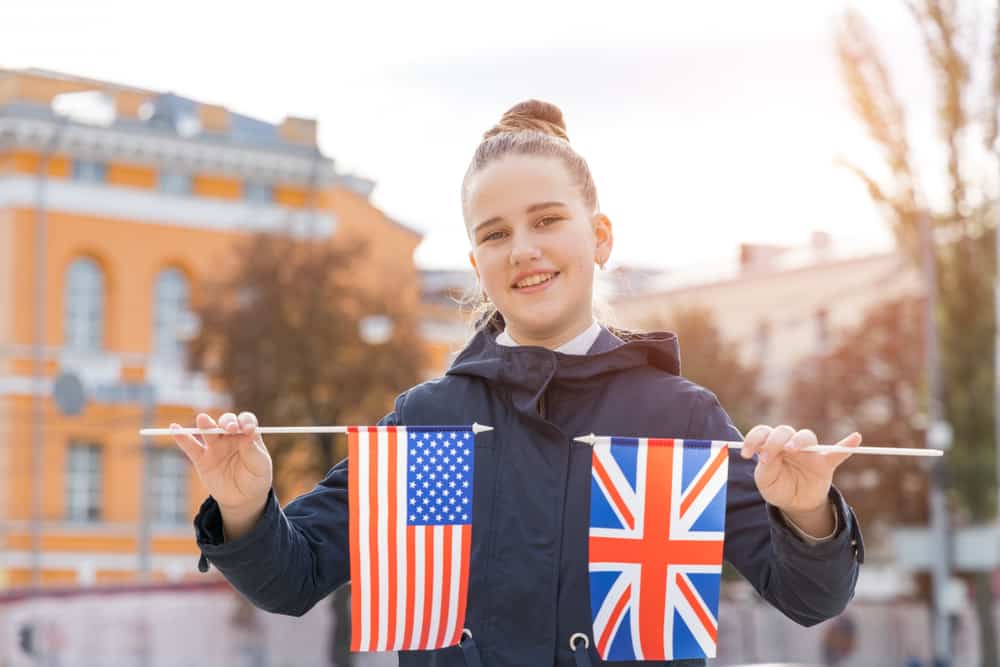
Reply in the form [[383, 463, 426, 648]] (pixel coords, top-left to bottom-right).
[[483, 99, 569, 142]]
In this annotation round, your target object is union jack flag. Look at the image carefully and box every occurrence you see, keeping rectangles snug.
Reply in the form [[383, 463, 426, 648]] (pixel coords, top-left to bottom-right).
[[349, 426, 475, 652], [588, 437, 729, 661]]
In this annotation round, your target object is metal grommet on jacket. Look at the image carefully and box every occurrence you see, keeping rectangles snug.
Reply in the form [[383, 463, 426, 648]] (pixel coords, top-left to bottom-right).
[[459, 628, 482, 667], [569, 632, 593, 667]]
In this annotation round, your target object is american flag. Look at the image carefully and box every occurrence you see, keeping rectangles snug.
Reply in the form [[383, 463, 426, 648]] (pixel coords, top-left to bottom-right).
[[348, 426, 475, 652], [588, 437, 729, 661]]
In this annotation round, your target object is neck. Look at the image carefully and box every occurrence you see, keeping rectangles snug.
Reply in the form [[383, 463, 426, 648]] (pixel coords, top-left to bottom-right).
[[503, 316, 595, 350]]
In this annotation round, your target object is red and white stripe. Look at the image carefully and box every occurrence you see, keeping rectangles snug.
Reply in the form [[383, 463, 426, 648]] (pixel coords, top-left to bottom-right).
[[349, 426, 471, 652]]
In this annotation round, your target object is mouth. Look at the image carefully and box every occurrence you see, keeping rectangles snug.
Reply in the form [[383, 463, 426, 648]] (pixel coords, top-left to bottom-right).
[[511, 271, 560, 293]]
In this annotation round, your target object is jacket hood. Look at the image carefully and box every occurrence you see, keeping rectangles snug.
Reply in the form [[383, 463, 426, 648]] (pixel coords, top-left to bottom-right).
[[445, 324, 681, 392]]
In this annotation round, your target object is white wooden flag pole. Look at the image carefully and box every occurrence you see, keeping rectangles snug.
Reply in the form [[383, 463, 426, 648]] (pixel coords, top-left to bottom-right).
[[573, 434, 943, 457], [140, 423, 495, 437]]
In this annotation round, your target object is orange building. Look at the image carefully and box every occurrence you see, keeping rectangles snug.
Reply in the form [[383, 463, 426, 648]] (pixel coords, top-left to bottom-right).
[[0, 68, 423, 588]]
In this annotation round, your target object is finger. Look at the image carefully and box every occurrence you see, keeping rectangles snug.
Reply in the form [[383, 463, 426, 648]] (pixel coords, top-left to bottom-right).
[[741, 425, 773, 459], [238, 411, 258, 430], [238, 411, 260, 444], [195, 413, 221, 443], [219, 412, 240, 434], [170, 423, 205, 464], [782, 428, 818, 454], [758, 424, 795, 464], [827, 431, 862, 468]]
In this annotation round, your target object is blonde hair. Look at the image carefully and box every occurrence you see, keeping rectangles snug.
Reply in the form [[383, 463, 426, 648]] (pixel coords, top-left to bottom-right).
[[459, 99, 610, 336]]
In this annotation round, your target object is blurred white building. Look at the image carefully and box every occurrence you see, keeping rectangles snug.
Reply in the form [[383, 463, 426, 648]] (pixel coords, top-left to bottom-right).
[[609, 231, 924, 423]]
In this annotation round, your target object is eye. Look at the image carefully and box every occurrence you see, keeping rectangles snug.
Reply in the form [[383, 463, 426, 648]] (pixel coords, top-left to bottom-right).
[[481, 230, 507, 242], [537, 216, 561, 227]]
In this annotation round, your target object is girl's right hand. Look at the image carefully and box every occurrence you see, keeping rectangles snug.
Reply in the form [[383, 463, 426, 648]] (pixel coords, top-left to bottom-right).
[[170, 411, 273, 513]]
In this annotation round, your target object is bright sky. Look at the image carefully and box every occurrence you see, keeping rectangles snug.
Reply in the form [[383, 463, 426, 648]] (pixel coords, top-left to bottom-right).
[[3, 1, 933, 271]]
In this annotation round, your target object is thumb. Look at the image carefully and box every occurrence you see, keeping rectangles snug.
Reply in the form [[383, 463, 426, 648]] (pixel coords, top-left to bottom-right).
[[827, 432, 862, 468], [170, 424, 205, 465]]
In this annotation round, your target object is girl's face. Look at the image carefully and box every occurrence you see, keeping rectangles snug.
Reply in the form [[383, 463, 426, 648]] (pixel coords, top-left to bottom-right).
[[465, 154, 613, 348]]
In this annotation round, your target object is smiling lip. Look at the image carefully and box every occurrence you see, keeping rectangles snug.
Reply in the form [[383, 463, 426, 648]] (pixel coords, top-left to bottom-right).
[[511, 271, 559, 293]]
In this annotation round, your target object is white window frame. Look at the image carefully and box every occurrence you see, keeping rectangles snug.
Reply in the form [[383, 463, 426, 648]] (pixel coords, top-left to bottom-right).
[[66, 442, 102, 522], [65, 257, 105, 352]]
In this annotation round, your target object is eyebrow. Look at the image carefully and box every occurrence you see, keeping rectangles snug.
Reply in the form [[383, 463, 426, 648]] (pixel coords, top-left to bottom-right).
[[473, 201, 568, 235]]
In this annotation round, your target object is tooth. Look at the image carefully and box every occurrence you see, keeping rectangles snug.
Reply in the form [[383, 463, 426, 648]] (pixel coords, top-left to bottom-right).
[[517, 273, 553, 287]]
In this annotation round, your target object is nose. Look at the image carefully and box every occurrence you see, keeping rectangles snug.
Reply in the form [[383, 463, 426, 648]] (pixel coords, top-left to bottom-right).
[[509, 232, 542, 266]]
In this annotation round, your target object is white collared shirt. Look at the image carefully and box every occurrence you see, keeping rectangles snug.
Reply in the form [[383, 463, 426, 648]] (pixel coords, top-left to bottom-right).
[[495, 319, 602, 355]]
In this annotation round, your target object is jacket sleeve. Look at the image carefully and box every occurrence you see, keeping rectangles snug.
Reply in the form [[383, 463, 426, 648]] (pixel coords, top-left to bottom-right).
[[191, 405, 400, 617], [696, 390, 865, 626]]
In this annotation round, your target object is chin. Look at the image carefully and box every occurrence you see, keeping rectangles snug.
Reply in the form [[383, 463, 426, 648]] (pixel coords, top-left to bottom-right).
[[507, 309, 570, 338]]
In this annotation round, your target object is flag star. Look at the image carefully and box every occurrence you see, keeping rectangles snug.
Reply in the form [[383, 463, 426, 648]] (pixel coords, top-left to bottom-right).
[[444, 473, 450, 480], [410, 465, 416, 472], [443, 489, 450, 496], [423, 433, 430, 440], [436, 499, 443, 505], [409, 482, 416, 488], [450, 465, 456, 471], [416, 473, 423, 480], [410, 449, 417, 456], [436, 481, 442, 488], [436, 514, 443, 521], [410, 498, 416, 505], [463, 465, 469, 471], [416, 490, 423, 497], [462, 481, 469, 488], [464, 449, 470, 455], [430, 457, 437, 464], [410, 514, 416, 521], [449, 481, 456, 488], [464, 433, 470, 439], [430, 473, 436, 480], [449, 514, 455, 520], [449, 498, 456, 505], [436, 465, 442, 471], [430, 490, 436, 496], [462, 497, 469, 504], [410, 433, 418, 440], [462, 513, 468, 520], [423, 481, 429, 488], [416, 457, 423, 464], [423, 498, 429, 505], [443, 456, 450, 464]]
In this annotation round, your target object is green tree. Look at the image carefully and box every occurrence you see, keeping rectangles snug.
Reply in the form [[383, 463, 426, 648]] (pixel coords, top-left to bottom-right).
[[836, 2, 998, 663], [189, 230, 425, 666]]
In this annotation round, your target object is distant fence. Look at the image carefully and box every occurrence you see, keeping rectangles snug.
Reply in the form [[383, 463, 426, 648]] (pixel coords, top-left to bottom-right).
[[0, 578, 389, 667], [715, 596, 996, 667], [0, 579, 995, 666]]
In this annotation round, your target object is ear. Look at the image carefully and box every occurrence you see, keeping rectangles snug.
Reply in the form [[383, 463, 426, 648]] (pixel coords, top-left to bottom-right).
[[468, 250, 480, 281], [592, 213, 614, 265]]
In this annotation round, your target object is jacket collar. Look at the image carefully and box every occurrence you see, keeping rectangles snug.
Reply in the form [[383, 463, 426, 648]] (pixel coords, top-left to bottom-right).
[[445, 323, 681, 391]]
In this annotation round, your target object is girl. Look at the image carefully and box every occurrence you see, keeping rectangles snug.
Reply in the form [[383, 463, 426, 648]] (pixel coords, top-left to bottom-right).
[[172, 100, 865, 667]]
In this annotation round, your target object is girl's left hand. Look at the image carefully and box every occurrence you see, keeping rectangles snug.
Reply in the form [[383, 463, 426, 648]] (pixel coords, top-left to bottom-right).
[[741, 424, 862, 514]]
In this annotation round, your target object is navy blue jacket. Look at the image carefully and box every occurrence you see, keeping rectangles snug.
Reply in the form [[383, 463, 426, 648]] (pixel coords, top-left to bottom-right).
[[193, 326, 864, 667]]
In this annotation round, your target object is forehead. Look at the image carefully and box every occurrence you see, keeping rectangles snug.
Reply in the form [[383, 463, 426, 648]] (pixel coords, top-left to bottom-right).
[[465, 155, 578, 225]]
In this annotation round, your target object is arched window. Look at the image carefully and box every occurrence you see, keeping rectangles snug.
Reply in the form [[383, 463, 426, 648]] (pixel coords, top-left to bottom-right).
[[153, 268, 190, 359], [65, 257, 105, 352]]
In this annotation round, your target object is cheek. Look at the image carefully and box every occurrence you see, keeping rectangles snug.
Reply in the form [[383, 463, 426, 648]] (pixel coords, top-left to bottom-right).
[[474, 251, 506, 289], [561, 235, 597, 271]]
